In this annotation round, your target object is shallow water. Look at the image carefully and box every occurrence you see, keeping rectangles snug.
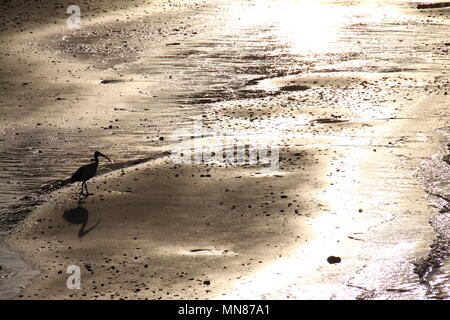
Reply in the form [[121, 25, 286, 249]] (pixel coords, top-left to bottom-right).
[[0, 0, 449, 299], [2, 0, 449, 222], [415, 126, 450, 299]]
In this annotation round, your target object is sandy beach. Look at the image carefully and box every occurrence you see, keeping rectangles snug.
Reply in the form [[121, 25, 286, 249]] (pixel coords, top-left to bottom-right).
[[1, 0, 449, 300]]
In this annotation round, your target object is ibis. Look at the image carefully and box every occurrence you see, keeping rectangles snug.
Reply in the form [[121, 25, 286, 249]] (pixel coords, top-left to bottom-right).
[[70, 151, 111, 196]]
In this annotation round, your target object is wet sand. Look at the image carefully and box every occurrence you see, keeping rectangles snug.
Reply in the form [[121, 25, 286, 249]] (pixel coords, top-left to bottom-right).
[[7, 157, 321, 299], [1, 0, 450, 299], [6, 76, 450, 300], [221, 92, 450, 299]]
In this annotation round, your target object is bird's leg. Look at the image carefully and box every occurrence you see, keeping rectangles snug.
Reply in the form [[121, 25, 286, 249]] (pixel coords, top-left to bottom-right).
[[84, 182, 93, 196], [80, 181, 86, 195]]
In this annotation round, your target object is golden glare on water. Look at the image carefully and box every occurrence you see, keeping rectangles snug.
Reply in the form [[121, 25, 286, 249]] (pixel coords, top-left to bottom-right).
[[230, 0, 409, 56], [275, 0, 344, 54], [232, 0, 345, 54]]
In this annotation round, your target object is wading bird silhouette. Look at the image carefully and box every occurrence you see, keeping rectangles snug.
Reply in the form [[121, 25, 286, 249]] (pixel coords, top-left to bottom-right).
[[70, 151, 111, 196]]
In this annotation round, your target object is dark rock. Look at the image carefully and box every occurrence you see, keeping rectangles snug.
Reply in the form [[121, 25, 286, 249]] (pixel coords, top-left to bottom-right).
[[443, 154, 450, 165], [100, 79, 123, 84], [280, 85, 310, 92], [327, 256, 341, 264], [417, 2, 450, 9]]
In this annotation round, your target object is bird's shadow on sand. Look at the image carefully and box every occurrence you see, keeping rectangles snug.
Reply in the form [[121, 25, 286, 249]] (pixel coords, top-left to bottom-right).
[[63, 200, 101, 238]]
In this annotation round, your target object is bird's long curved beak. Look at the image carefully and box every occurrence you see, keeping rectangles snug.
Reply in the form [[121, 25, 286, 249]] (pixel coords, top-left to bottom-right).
[[99, 153, 112, 163]]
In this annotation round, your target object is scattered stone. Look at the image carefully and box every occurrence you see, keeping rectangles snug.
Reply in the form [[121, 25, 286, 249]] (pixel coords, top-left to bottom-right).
[[417, 2, 450, 9], [280, 85, 310, 92], [100, 79, 123, 84], [327, 256, 341, 264], [443, 154, 450, 165]]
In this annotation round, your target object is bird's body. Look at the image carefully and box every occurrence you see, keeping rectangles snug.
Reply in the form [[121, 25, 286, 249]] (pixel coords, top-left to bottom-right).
[[70, 151, 111, 196], [70, 161, 98, 183]]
